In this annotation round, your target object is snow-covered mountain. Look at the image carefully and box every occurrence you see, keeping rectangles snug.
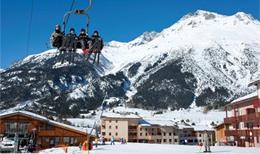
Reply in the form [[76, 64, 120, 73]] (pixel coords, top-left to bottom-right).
[[1, 10, 260, 116], [102, 10, 260, 109]]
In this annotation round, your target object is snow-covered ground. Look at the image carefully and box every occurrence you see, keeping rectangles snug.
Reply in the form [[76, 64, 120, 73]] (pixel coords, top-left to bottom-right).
[[39, 143, 260, 154]]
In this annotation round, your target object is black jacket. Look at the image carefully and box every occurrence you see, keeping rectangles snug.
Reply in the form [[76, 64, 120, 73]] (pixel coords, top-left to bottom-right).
[[91, 35, 104, 51], [63, 33, 78, 49]]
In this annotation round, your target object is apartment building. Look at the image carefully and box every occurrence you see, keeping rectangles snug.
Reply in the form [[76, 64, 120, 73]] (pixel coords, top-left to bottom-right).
[[178, 123, 197, 145], [101, 113, 214, 145], [100, 112, 141, 142], [194, 125, 215, 145], [224, 79, 260, 147], [138, 119, 179, 144]]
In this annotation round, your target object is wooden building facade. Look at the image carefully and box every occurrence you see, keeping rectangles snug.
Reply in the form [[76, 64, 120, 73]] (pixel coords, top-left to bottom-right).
[[0, 111, 94, 151]]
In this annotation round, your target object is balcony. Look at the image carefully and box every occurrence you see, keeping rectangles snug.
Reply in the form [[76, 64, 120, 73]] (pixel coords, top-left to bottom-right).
[[224, 117, 236, 124], [224, 114, 260, 125]]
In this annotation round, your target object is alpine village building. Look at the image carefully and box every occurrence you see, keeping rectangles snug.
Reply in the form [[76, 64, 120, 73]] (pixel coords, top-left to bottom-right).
[[101, 112, 215, 145], [223, 79, 260, 147], [0, 111, 94, 151]]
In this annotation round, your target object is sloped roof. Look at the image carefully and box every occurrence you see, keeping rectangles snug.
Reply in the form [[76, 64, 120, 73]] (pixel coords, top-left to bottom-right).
[[248, 79, 260, 87], [0, 110, 92, 136], [101, 112, 141, 119], [230, 91, 258, 104], [139, 119, 177, 127]]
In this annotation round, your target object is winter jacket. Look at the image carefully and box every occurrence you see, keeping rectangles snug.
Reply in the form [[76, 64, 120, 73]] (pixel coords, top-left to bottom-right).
[[91, 35, 104, 53], [51, 30, 64, 48], [62, 33, 78, 50], [78, 33, 92, 49]]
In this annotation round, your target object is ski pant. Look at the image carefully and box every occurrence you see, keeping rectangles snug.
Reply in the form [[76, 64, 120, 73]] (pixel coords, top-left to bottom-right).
[[93, 52, 100, 64]]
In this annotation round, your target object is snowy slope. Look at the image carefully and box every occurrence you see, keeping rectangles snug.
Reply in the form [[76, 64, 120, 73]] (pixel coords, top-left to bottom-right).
[[39, 143, 260, 154]]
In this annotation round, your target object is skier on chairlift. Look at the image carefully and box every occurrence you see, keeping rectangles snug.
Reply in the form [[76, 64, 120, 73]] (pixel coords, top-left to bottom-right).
[[87, 30, 104, 65], [60, 28, 78, 64], [78, 28, 92, 58], [50, 24, 64, 49]]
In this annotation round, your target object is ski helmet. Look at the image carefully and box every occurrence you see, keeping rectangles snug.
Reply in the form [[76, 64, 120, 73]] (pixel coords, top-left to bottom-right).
[[81, 28, 86, 32], [70, 28, 75, 33], [93, 30, 99, 36], [55, 24, 61, 30]]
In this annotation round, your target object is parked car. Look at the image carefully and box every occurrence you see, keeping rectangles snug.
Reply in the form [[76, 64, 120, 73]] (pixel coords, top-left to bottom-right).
[[0, 137, 15, 153]]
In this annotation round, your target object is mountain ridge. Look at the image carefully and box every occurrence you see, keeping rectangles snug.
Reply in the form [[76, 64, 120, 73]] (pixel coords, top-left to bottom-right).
[[1, 10, 260, 116]]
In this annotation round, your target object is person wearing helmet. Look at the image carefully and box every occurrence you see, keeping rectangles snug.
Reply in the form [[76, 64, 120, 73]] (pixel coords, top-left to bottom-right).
[[60, 28, 78, 64], [50, 24, 64, 49], [87, 30, 104, 65], [78, 28, 92, 57]]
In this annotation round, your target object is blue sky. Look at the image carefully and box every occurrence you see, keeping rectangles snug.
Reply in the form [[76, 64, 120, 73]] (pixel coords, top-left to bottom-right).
[[1, 0, 260, 68]]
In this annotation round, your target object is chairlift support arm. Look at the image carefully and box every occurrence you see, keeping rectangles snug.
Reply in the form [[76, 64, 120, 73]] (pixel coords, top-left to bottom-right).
[[63, 0, 92, 33]]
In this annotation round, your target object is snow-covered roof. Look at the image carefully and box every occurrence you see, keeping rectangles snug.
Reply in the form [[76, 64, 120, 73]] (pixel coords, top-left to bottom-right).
[[248, 79, 260, 87], [101, 112, 141, 119], [192, 125, 214, 131], [0, 110, 92, 135], [230, 91, 258, 104], [139, 119, 177, 127]]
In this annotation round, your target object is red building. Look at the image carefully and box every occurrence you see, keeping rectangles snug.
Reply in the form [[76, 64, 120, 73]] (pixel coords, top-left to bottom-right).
[[224, 80, 260, 147]]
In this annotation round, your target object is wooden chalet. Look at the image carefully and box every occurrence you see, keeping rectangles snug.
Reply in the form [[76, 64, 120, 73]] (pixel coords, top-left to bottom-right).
[[0, 111, 95, 151]]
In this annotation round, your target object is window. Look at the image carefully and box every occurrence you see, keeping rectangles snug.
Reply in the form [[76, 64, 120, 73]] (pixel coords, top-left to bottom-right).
[[102, 132, 106, 136], [199, 134, 202, 137], [140, 133, 142, 136], [64, 137, 70, 144], [55, 137, 60, 145], [45, 137, 49, 143], [163, 132, 166, 136], [5, 122, 17, 133], [169, 133, 172, 136], [109, 126, 112, 129], [145, 133, 148, 136], [70, 137, 74, 145], [246, 122, 253, 129], [239, 122, 244, 129], [140, 128, 142, 131], [115, 133, 118, 136], [116, 120, 118, 123], [174, 139, 178, 142], [152, 133, 154, 135], [50, 137, 55, 145], [116, 126, 118, 129], [145, 128, 147, 131], [109, 120, 112, 123], [18, 122, 28, 133], [163, 139, 167, 142], [169, 139, 172, 143], [109, 132, 111, 136]]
